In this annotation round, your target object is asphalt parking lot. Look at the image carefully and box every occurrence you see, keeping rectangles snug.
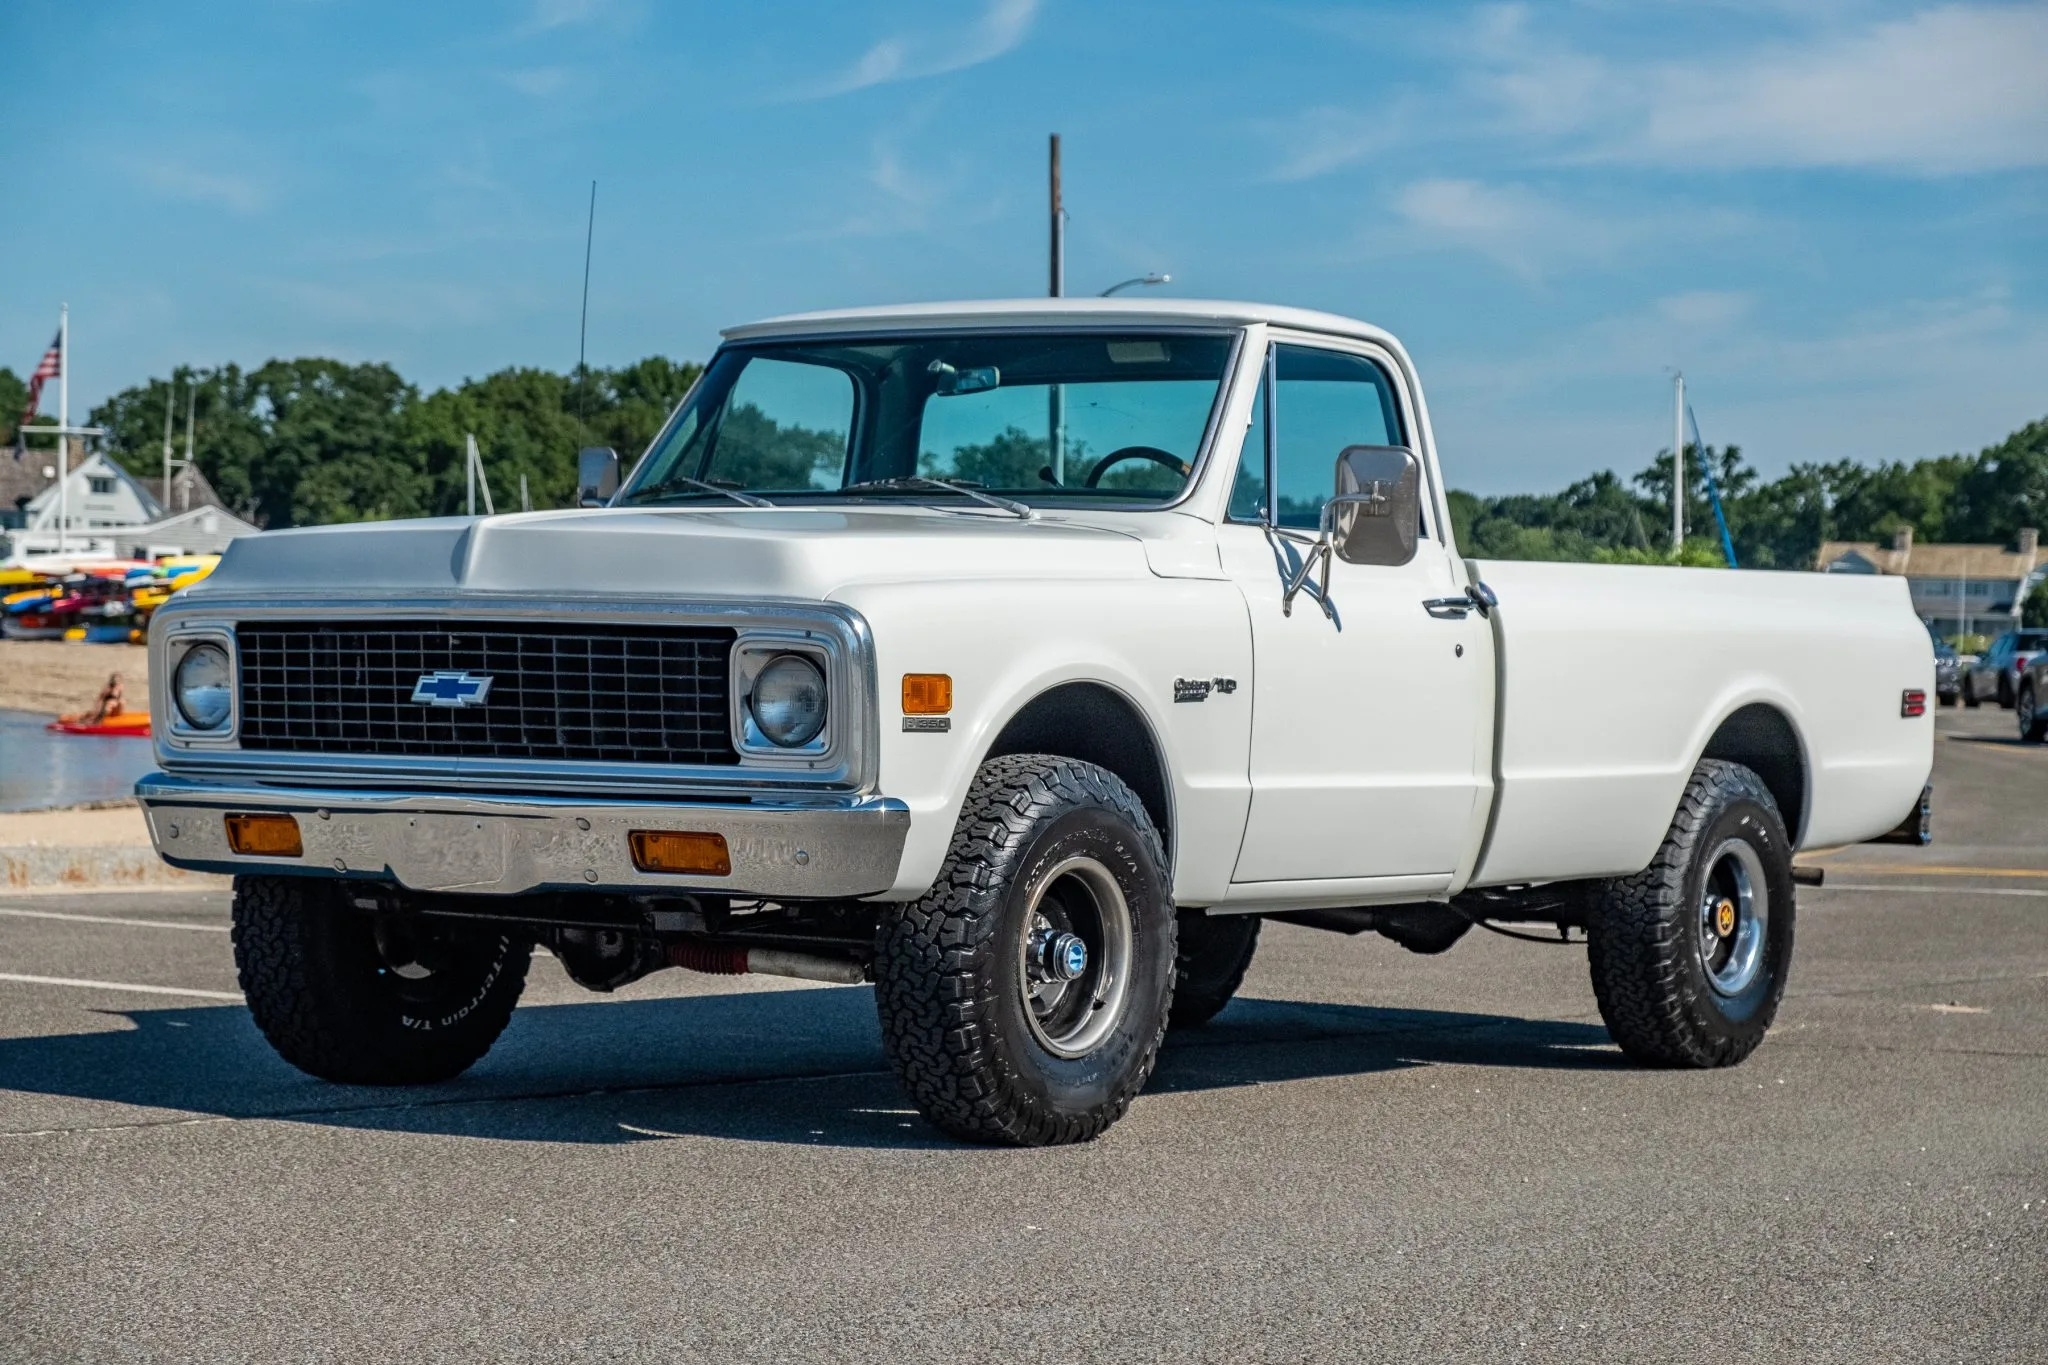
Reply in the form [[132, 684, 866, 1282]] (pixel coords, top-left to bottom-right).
[[3, 707, 2043, 1363]]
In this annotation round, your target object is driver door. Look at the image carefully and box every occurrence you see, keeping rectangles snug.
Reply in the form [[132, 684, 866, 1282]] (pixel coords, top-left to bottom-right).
[[1217, 340, 1491, 887]]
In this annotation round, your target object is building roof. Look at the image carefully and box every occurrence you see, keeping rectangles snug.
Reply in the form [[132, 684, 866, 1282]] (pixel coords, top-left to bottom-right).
[[722, 297, 1401, 348], [1817, 538, 2040, 581], [139, 464, 228, 516], [0, 447, 64, 511]]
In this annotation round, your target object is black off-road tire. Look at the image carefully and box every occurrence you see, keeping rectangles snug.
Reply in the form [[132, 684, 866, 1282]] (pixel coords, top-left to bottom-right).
[[1585, 760, 1795, 1068], [2019, 684, 2047, 743], [873, 755, 1176, 1145], [1170, 910, 1260, 1029], [232, 875, 532, 1085], [1963, 677, 1981, 708]]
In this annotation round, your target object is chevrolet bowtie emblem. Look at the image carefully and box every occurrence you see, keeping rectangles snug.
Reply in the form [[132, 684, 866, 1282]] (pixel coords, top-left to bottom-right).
[[411, 671, 494, 708]]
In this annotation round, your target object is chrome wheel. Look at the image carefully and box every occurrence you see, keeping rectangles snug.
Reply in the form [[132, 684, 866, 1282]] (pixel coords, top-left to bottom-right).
[[1018, 854, 1133, 1058], [1697, 839, 1769, 997]]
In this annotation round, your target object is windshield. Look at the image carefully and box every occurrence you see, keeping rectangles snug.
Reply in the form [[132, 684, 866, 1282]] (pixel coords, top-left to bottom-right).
[[619, 331, 1236, 509]]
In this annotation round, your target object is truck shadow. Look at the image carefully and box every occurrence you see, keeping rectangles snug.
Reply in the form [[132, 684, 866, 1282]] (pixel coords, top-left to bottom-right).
[[0, 989, 1617, 1150]]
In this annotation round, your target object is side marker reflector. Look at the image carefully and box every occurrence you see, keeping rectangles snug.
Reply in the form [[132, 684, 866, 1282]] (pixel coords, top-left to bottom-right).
[[225, 813, 303, 858], [1901, 689, 1927, 718], [630, 830, 732, 876], [903, 673, 953, 715]]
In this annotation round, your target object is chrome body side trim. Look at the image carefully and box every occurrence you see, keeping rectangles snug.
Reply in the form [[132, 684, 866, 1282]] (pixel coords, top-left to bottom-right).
[[147, 593, 879, 798], [136, 772, 911, 899]]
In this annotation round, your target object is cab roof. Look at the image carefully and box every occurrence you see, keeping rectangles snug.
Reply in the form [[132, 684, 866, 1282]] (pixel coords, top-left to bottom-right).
[[721, 297, 1398, 347]]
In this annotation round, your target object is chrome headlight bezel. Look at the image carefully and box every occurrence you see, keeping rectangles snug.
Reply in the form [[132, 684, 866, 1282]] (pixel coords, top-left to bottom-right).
[[160, 625, 241, 746], [731, 634, 836, 765]]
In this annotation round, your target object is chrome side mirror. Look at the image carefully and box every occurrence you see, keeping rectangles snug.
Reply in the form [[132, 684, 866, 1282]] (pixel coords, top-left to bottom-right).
[[577, 447, 620, 508], [1276, 444, 1424, 617], [1328, 444, 1420, 567]]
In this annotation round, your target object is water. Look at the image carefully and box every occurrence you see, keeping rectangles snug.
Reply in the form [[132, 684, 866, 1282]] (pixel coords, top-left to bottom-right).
[[0, 709, 160, 812]]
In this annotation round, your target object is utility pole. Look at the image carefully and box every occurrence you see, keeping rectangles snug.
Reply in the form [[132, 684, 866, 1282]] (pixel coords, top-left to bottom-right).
[[161, 385, 175, 514], [1671, 370, 1685, 552], [183, 382, 197, 511], [1048, 134, 1063, 298], [56, 304, 68, 554]]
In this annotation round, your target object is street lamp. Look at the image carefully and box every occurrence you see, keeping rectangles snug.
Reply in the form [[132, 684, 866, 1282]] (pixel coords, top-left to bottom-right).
[[1100, 273, 1171, 296]]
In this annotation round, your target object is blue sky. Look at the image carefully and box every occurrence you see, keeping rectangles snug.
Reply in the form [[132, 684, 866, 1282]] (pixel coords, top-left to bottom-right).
[[2, 0, 2043, 493]]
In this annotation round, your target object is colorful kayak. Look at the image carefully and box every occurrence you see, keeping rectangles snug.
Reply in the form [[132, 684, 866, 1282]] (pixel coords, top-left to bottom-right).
[[47, 712, 152, 737]]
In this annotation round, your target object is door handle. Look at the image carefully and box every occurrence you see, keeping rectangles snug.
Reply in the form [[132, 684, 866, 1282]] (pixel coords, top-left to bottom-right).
[[1422, 596, 1473, 619], [1422, 582, 1497, 620]]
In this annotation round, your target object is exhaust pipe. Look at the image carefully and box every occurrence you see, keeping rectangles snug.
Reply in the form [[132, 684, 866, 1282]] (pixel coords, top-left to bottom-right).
[[667, 941, 866, 985]]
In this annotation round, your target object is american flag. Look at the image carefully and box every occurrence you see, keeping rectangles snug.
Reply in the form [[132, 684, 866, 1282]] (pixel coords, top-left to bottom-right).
[[13, 328, 59, 460]]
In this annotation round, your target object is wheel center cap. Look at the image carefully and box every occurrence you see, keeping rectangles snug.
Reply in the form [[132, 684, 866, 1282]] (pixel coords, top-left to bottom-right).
[[1714, 899, 1737, 938]]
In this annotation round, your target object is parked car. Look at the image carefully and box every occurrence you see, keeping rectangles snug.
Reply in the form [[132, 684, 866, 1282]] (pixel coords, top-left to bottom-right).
[[2018, 653, 2048, 742], [138, 298, 1934, 1145], [1932, 632, 1961, 706], [1962, 628, 2048, 707]]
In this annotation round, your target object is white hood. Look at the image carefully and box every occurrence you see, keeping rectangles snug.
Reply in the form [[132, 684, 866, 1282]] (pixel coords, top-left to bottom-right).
[[193, 506, 1165, 602]]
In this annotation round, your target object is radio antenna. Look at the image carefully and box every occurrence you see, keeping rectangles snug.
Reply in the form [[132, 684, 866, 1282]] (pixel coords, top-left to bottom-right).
[[577, 179, 597, 429]]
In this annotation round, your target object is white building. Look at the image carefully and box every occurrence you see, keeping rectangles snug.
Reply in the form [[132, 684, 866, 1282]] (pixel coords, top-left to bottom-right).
[[1817, 526, 2045, 639], [0, 442, 259, 561]]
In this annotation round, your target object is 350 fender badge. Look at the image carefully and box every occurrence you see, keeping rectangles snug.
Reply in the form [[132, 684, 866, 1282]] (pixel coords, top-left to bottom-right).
[[903, 716, 951, 733], [1175, 677, 1237, 703]]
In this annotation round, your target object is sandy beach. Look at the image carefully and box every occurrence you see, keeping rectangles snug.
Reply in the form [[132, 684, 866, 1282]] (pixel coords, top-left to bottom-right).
[[0, 640, 151, 717]]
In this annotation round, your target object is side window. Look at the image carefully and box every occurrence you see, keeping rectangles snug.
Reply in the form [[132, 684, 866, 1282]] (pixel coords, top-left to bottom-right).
[[704, 358, 854, 490], [1271, 345, 1406, 531], [1225, 376, 1268, 521]]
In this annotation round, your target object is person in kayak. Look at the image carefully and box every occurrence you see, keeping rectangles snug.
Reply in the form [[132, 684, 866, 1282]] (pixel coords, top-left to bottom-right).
[[59, 673, 126, 727]]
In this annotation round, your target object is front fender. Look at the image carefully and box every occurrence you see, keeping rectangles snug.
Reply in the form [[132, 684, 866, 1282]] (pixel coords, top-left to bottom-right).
[[832, 577, 1253, 901]]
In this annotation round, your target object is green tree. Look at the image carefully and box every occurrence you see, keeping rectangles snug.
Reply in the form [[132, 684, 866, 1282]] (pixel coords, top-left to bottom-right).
[[2024, 578, 2048, 629], [0, 367, 27, 446]]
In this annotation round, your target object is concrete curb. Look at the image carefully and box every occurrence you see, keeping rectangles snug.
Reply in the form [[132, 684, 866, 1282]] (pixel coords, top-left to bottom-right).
[[0, 844, 230, 894]]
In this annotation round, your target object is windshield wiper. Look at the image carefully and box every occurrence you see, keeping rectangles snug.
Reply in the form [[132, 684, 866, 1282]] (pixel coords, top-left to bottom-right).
[[640, 477, 776, 508], [833, 476, 1032, 519]]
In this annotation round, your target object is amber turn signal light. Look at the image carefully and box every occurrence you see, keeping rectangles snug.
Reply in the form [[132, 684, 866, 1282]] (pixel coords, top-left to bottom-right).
[[629, 830, 732, 876], [902, 673, 953, 715], [225, 812, 303, 858]]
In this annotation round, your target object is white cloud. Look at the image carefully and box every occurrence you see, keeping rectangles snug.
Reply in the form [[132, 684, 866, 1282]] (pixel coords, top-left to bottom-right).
[[795, 0, 1038, 100], [135, 161, 267, 214], [1657, 291, 1755, 329], [518, 0, 611, 35], [1393, 178, 1632, 281], [1468, 3, 2048, 174], [499, 67, 570, 98], [1623, 5, 2048, 172], [1265, 106, 1403, 183]]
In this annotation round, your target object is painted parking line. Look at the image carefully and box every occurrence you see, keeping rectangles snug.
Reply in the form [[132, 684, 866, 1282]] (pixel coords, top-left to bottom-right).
[[1803, 864, 2048, 879], [1818, 883, 2048, 898], [0, 972, 242, 1001], [0, 907, 230, 933]]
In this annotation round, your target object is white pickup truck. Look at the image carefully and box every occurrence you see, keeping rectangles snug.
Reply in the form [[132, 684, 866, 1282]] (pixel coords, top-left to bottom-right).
[[141, 299, 1933, 1145]]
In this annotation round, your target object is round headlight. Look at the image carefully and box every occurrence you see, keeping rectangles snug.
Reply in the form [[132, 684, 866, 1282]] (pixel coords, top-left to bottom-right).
[[749, 655, 827, 748], [173, 642, 233, 731]]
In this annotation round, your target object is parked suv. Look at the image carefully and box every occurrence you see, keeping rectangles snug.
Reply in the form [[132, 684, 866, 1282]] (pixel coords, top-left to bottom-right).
[[1963, 628, 2048, 708], [1932, 632, 1961, 707], [2018, 652, 2048, 742]]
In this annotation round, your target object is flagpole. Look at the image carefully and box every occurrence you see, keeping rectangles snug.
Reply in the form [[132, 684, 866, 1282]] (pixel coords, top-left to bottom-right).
[[57, 304, 68, 555]]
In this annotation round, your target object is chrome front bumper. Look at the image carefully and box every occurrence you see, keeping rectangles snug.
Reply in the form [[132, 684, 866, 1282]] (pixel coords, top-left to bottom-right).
[[136, 773, 910, 899]]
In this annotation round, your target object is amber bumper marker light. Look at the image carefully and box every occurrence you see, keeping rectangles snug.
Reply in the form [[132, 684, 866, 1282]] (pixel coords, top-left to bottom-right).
[[225, 813, 303, 858], [903, 673, 953, 714], [630, 830, 732, 876]]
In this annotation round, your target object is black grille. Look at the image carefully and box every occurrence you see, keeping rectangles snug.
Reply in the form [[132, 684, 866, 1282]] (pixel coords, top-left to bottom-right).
[[236, 620, 739, 766]]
